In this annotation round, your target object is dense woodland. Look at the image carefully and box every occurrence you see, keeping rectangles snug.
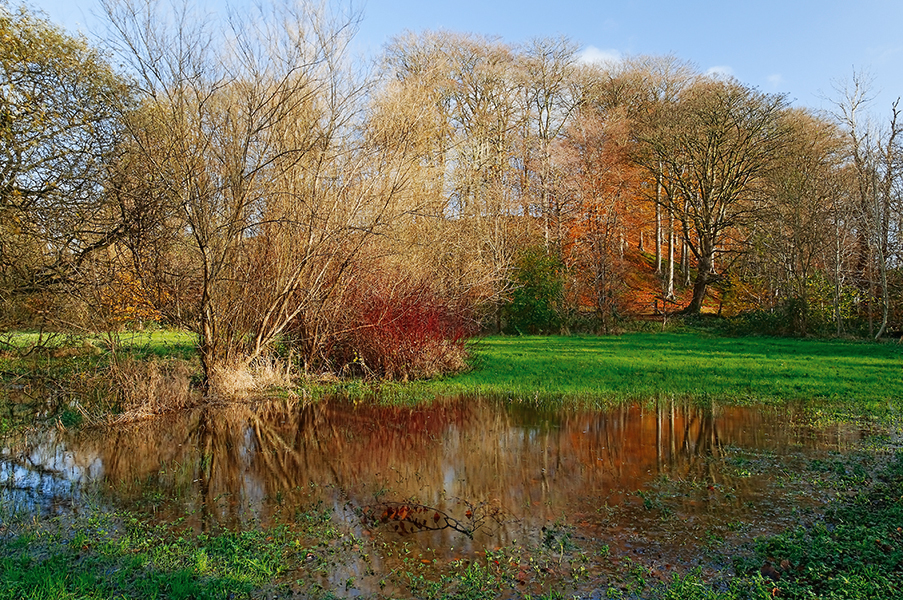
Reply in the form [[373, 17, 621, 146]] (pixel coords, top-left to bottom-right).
[[1, 0, 901, 389]]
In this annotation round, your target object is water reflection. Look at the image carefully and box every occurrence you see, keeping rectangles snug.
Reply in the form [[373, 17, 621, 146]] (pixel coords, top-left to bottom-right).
[[1, 396, 862, 558]]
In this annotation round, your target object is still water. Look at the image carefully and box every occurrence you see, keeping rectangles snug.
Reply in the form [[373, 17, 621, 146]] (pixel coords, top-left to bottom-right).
[[0, 395, 867, 593]]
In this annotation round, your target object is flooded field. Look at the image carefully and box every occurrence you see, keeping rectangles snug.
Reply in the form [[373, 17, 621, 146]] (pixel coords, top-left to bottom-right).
[[0, 396, 871, 596]]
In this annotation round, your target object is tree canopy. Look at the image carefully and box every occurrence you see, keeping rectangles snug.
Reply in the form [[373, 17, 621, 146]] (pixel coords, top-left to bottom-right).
[[0, 4, 128, 308], [2, 2, 902, 388]]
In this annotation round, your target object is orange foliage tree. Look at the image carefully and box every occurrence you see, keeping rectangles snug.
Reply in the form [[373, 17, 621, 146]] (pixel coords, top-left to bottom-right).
[[555, 107, 646, 330]]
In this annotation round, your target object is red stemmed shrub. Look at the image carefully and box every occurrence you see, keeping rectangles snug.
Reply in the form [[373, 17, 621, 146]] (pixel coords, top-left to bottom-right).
[[333, 270, 477, 380]]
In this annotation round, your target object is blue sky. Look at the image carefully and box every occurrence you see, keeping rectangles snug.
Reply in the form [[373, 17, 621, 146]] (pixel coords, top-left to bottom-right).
[[24, 0, 903, 114]]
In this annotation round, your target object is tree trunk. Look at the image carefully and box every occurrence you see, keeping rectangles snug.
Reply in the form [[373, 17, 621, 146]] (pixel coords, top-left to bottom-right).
[[875, 208, 889, 339], [666, 209, 675, 299], [655, 173, 662, 273], [833, 210, 843, 336], [868, 246, 875, 337], [684, 275, 709, 314], [198, 306, 216, 392], [681, 238, 691, 286], [683, 244, 714, 315]]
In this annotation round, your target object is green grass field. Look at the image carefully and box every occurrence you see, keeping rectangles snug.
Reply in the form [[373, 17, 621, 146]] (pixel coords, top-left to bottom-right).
[[418, 333, 903, 407], [4, 329, 901, 409], [0, 329, 197, 370]]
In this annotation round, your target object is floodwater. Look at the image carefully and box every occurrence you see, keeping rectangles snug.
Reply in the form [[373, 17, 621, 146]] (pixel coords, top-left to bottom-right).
[[0, 395, 868, 595]]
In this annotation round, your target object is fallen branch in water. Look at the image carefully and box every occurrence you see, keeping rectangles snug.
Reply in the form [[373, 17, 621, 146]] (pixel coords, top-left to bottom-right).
[[359, 499, 508, 539]]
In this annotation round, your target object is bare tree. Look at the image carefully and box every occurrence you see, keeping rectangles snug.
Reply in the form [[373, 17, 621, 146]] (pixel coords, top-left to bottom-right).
[[555, 105, 634, 331], [103, 0, 415, 389], [636, 77, 792, 315], [516, 36, 581, 250], [832, 72, 902, 339], [749, 109, 847, 333], [578, 55, 695, 305], [382, 31, 532, 327]]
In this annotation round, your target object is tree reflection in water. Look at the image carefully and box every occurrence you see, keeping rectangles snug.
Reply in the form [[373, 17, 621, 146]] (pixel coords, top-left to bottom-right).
[[2, 396, 863, 562]]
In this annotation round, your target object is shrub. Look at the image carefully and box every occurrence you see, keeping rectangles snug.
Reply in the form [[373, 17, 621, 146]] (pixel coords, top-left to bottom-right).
[[502, 246, 565, 335], [722, 274, 861, 337], [330, 271, 477, 380]]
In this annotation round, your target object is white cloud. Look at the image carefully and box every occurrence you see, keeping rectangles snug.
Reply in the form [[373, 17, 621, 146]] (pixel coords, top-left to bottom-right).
[[578, 46, 622, 66], [767, 74, 784, 88], [705, 65, 734, 79]]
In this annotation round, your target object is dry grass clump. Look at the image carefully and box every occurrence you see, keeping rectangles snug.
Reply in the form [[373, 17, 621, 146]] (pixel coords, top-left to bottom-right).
[[207, 357, 293, 397], [108, 356, 196, 422]]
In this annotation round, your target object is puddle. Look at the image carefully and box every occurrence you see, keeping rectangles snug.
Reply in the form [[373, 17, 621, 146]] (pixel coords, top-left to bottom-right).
[[0, 396, 869, 595]]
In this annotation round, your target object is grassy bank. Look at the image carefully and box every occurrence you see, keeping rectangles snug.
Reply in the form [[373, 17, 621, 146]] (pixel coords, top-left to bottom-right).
[[384, 333, 903, 409], [0, 329, 196, 363], [0, 329, 199, 433], [4, 329, 902, 408]]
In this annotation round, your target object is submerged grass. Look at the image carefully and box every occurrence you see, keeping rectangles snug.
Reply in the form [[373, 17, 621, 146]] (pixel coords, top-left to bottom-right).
[[673, 450, 903, 600], [6, 449, 899, 599], [376, 449, 903, 600], [0, 502, 348, 600]]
